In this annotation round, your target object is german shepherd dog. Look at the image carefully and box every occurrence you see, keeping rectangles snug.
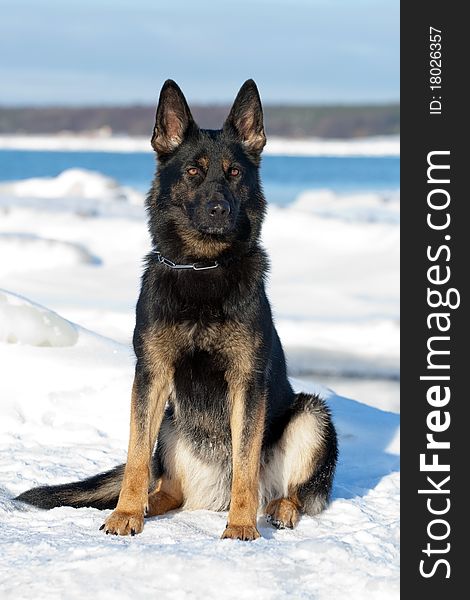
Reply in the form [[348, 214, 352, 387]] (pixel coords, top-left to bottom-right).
[[16, 80, 337, 541]]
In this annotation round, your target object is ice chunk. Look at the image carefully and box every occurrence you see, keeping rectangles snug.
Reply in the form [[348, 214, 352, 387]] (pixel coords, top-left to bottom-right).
[[0, 290, 78, 347]]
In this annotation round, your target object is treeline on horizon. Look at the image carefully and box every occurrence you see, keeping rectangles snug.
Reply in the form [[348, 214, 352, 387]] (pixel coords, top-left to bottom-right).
[[0, 104, 399, 139]]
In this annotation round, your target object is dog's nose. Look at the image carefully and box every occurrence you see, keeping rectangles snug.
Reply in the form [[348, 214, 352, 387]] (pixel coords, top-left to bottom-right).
[[207, 199, 231, 218]]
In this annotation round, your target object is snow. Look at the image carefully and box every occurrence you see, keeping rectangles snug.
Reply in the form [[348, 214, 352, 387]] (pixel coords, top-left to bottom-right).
[[0, 233, 100, 277], [0, 133, 400, 157], [265, 193, 399, 382], [0, 168, 143, 206], [0, 167, 400, 598], [292, 189, 400, 224], [0, 291, 78, 346], [266, 135, 399, 157]]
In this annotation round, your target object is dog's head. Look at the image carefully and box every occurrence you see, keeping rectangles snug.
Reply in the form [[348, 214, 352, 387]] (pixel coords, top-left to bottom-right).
[[147, 79, 267, 256]]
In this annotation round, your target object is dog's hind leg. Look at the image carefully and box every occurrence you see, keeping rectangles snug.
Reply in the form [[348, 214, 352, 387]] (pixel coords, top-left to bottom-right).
[[262, 393, 337, 529], [147, 474, 183, 517]]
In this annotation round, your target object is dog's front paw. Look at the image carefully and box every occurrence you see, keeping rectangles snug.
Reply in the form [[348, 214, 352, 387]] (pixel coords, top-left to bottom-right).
[[100, 510, 144, 536], [221, 524, 260, 541]]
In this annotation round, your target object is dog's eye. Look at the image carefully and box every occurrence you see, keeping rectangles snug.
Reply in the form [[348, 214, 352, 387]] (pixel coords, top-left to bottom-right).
[[229, 167, 240, 177], [187, 167, 199, 177]]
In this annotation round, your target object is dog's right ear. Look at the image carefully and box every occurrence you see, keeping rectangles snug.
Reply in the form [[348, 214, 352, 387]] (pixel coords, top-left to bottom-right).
[[151, 80, 196, 155]]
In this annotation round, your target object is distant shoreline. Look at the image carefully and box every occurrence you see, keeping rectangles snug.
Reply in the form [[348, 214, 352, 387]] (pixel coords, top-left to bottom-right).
[[0, 134, 400, 157], [0, 104, 400, 140]]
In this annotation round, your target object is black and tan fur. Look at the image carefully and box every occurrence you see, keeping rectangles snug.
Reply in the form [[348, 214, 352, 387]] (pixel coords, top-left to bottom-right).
[[16, 80, 338, 540]]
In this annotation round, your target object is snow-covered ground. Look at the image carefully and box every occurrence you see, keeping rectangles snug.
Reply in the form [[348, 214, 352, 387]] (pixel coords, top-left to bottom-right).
[[0, 167, 399, 598], [0, 133, 400, 157]]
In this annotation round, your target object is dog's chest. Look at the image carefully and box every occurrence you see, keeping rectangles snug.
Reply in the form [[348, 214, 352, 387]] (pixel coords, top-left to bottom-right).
[[162, 317, 253, 364], [180, 320, 225, 353], [171, 340, 232, 461], [167, 319, 236, 454]]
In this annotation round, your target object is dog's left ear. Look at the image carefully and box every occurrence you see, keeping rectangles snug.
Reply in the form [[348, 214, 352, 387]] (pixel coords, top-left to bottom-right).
[[152, 80, 196, 155], [224, 79, 266, 156]]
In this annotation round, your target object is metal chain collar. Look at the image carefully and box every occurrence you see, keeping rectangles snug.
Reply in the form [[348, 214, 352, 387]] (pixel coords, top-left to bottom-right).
[[155, 251, 219, 271]]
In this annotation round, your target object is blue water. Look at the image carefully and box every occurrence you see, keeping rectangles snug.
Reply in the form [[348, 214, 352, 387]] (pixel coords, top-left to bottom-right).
[[0, 150, 399, 205]]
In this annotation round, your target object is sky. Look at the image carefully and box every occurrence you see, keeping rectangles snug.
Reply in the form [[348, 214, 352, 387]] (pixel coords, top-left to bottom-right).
[[1, 0, 399, 106]]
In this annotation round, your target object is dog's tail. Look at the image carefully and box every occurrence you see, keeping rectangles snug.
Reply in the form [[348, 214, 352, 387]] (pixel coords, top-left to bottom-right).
[[15, 464, 125, 510]]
